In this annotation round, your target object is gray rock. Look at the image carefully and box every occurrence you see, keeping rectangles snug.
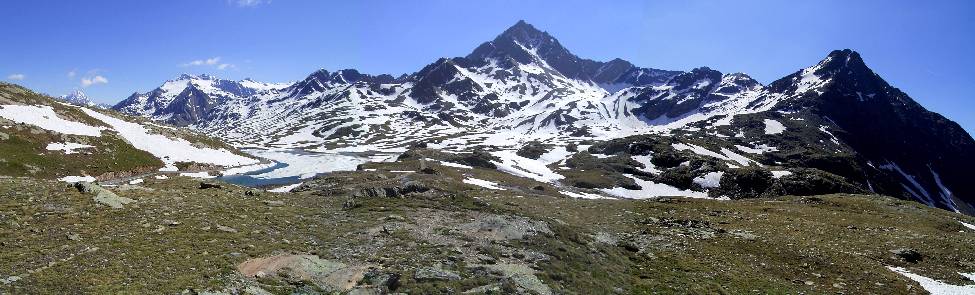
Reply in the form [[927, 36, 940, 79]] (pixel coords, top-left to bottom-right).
[[74, 182, 134, 209], [216, 225, 237, 233], [360, 269, 400, 292], [343, 198, 359, 210], [459, 214, 553, 241], [347, 288, 381, 295], [729, 230, 760, 241], [463, 283, 502, 294], [476, 254, 497, 264], [1, 276, 21, 284], [242, 286, 273, 295], [401, 181, 430, 194], [414, 266, 461, 282], [482, 263, 552, 295], [262, 200, 285, 207], [353, 187, 400, 198], [238, 254, 366, 292]]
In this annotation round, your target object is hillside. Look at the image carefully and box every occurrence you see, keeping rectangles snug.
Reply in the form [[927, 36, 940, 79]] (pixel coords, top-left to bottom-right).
[[0, 82, 258, 181]]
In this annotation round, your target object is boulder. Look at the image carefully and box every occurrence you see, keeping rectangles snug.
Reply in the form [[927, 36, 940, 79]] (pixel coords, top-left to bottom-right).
[[359, 269, 400, 292], [453, 150, 499, 169], [74, 182, 134, 209], [199, 182, 223, 189], [890, 248, 923, 263], [414, 266, 461, 282], [516, 141, 548, 159], [237, 255, 367, 292], [713, 167, 774, 199]]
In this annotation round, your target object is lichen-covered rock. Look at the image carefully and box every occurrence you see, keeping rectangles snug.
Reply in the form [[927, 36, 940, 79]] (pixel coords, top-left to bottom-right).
[[74, 182, 134, 209], [237, 255, 367, 292], [413, 266, 461, 282]]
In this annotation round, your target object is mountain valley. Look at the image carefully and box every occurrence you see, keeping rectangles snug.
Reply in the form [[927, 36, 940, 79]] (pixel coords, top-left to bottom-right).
[[2, 20, 975, 294]]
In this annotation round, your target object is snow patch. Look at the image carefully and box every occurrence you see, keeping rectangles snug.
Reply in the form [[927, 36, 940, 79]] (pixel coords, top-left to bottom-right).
[[463, 178, 505, 190], [81, 108, 258, 167], [930, 168, 959, 212], [58, 175, 96, 183], [491, 150, 564, 183], [879, 161, 934, 206], [437, 160, 472, 169], [672, 143, 757, 167], [763, 119, 786, 135], [631, 154, 661, 174], [562, 190, 611, 199], [46, 142, 94, 154], [600, 175, 708, 199], [772, 171, 793, 178], [180, 171, 216, 179], [887, 266, 975, 295], [269, 183, 303, 193], [538, 146, 573, 165], [693, 172, 724, 189], [0, 105, 104, 136], [735, 144, 777, 154]]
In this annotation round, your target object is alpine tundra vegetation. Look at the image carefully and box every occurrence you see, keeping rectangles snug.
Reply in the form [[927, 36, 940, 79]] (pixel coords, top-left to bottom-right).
[[2, 4, 975, 294]]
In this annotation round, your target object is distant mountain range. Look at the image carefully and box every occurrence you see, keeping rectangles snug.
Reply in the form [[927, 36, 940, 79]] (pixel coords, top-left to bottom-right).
[[58, 90, 96, 107], [113, 20, 975, 215]]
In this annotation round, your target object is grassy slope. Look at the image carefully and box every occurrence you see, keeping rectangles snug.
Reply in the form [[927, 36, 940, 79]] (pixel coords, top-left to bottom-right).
[[0, 83, 250, 179], [1, 155, 973, 294], [0, 83, 163, 178]]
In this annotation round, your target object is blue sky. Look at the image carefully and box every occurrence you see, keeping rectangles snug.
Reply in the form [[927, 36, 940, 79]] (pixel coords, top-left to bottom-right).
[[1, 0, 973, 132]]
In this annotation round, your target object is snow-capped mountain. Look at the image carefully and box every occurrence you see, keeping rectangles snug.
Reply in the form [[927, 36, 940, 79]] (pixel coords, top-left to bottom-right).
[[114, 21, 975, 215], [58, 90, 96, 107], [114, 74, 289, 126]]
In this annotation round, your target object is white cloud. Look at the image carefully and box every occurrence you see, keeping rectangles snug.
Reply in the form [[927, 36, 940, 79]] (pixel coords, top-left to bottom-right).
[[182, 57, 221, 67], [183, 57, 235, 71], [6, 74, 25, 80], [81, 75, 108, 87], [232, 0, 270, 7], [67, 69, 77, 78]]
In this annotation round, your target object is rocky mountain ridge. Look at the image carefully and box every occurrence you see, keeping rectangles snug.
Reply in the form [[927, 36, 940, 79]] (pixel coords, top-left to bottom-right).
[[112, 21, 975, 215]]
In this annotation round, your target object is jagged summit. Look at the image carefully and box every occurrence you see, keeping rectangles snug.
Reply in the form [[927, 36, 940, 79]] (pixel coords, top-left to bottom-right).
[[467, 21, 680, 87]]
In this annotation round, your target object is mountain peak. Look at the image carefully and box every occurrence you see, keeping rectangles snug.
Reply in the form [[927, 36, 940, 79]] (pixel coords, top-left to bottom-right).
[[500, 20, 543, 38], [58, 89, 95, 106], [172, 73, 218, 81], [813, 49, 870, 75], [494, 20, 554, 50]]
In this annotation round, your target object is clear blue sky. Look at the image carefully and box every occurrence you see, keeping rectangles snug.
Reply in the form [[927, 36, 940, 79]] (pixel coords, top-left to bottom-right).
[[1, 0, 973, 133]]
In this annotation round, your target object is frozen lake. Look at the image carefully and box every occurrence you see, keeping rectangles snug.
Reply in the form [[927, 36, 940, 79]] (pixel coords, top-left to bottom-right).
[[218, 148, 399, 188]]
